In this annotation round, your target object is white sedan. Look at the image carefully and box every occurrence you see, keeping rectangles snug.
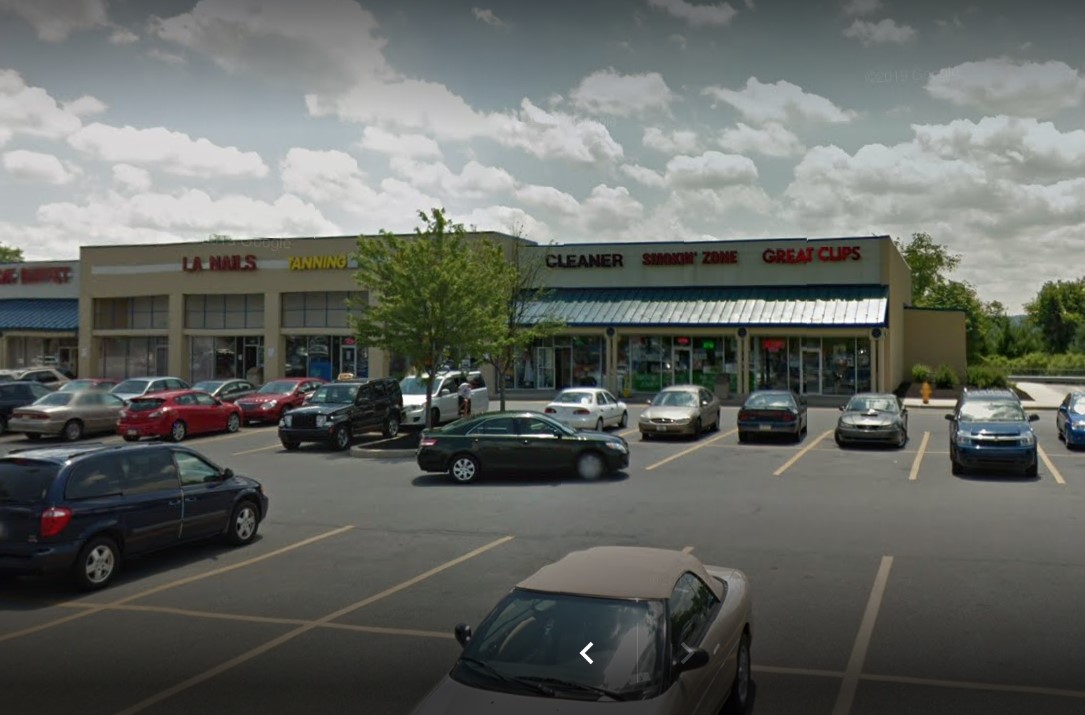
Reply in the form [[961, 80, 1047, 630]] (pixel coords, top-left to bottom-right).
[[543, 387, 629, 431]]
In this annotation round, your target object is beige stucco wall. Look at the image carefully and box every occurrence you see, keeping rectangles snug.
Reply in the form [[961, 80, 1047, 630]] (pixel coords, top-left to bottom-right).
[[884, 242, 914, 390], [902, 308, 967, 381]]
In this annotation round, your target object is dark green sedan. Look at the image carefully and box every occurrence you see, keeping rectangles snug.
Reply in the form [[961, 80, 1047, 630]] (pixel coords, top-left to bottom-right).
[[417, 411, 630, 484]]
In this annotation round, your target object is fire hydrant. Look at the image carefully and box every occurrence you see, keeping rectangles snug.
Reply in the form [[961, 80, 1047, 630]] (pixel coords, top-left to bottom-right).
[[921, 381, 932, 404]]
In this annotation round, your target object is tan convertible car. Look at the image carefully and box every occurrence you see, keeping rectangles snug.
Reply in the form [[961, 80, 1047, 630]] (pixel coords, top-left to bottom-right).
[[638, 385, 722, 439], [9, 389, 127, 441], [411, 546, 753, 713]]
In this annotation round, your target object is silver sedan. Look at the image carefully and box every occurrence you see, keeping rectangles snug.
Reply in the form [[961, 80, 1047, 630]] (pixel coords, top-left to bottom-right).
[[835, 392, 908, 447], [9, 390, 128, 441], [543, 388, 628, 431], [639, 384, 721, 439]]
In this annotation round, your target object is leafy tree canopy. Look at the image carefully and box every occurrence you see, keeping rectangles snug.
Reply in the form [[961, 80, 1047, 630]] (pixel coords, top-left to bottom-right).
[[0, 243, 25, 263]]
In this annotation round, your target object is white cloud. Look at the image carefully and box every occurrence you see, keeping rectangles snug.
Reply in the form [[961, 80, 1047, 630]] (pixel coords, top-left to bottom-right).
[[2, 150, 80, 184], [112, 164, 152, 193], [455, 206, 553, 242], [514, 184, 581, 215], [840, 0, 883, 16], [490, 99, 625, 164], [620, 163, 667, 188], [664, 151, 759, 189], [389, 158, 516, 199], [842, 19, 917, 46], [926, 58, 1085, 118], [0, 0, 109, 42], [569, 68, 676, 117], [109, 27, 139, 44], [580, 184, 644, 232], [68, 123, 269, 178], [148, 48, 187, 65], [718, 122, 805, 157], [647, 0, 738, 27], [669, 34, 687, 50], [0, 69, 85, 142], [471, 7, 508, 29], [63, 95, 107, 117], [704, 77, 857, 124], [643, 126, 699, 153], [357, 126, 441, 159]]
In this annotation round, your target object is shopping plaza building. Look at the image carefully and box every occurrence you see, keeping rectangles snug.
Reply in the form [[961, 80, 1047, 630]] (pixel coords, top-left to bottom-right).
[[7, 233, 965, 398]]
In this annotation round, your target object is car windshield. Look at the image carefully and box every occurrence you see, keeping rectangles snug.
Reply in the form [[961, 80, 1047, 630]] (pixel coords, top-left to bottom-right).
[[308, 385, 357, 404], [59, 380, 100, 392], [34, 392, 74, 406], [453, 589, 665, 701], [0, 459, 59, 504], [1070, 396, 1085, 415], [258, 380, 298, 394], [744, 393, 794, 409], [959, 401, 1027, 422], [846, 396, 898, 413], [555, 391, 593, 405], [651, 391, 696, 407], [399, 376, 430, 395], [114, 379, 149, 394], [193, 381, 225, 392], [127, 398, 165, 412]]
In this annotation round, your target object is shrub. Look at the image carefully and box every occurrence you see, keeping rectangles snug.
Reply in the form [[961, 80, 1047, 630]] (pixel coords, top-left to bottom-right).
[[966, 364, 1009, 389], [933, 363, 959, 389], [910, 364, 933, 383]]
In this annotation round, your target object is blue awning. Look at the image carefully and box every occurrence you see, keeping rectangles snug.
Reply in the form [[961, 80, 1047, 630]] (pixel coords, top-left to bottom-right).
[[523, 286, 888, 328], [0, 299, 79, 331]]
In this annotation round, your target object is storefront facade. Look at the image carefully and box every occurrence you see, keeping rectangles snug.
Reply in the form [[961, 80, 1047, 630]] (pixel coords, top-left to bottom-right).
[[0, 261, 79, 372]]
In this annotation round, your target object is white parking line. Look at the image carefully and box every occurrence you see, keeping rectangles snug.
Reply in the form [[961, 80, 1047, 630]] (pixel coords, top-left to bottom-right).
[[232, 442, 283, 456], [909, 432, 930, 481], [832, 555, 894, 715], [1037, 446, 1067, 485], [773, 430, 832, 477], [645, 429, 737, 471]]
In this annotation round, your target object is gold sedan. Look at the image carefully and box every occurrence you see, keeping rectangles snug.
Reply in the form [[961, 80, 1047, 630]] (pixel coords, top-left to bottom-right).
[[9, 390, 128, 442]]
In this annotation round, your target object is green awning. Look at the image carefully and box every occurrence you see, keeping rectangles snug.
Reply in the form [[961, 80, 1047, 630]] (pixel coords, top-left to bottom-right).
[[522, 286, 888, 328]]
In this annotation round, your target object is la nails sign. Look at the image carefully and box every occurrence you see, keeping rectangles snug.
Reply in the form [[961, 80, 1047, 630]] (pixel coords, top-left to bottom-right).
[[182, 254, 258, 272]]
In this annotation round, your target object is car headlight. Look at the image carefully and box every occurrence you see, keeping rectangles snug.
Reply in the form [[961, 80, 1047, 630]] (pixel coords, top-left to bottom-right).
[[675, 417, 691, 424], [638, 414, 650, 422], [840, 416, 857, 425], [263, 400, 277, 409], [604, 441, 628, 453], [407, 404, 424, 413], [315, 415, 327, 427], [955, 430, 971, 446], [1020, 432, 1036, 446], [281, 414, 292, 427], [1072, 420, 1085, 430]]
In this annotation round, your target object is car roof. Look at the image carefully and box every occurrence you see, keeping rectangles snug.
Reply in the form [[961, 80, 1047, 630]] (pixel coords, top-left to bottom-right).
[[749, 389, 793, 395], [849, 392, 898, 399], [3, 442, 168, 464], [660, 384, 700, 392], [516, 546, 718, 600], [131, 389, 197, 400], [557, 387, 605, 393], [961, 388, 1018, 400]]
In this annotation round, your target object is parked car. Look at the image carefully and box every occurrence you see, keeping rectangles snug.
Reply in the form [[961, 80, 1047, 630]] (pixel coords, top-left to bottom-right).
[[835, 392, 908, 447], [9, 390, 127, 441], [278, 377, 403, 450], [638, 384, 721, 440], [0, 367, 71, 390], [401, 370, 490, 427], [117, 390, 244, 442], [737, 390, 808, 443], [1055, 391, 1085, 449], [111, 376, 189, 403], [0, 381, 55, 435], [235, 377, 325, 425], [544, 387, 629, 431], [417, 411, 629, 484], [58, 378, 120, 393], [947, 393, 1039, 477], [0, 443, 267, 590], [191, 379, 258, 403], [410, 546, 752, 713]]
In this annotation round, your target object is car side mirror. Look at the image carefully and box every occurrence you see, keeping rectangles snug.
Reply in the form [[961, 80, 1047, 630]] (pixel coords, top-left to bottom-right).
[[1028, 414, 1040, 422], [673, 645, 710, 674], [221, 468, 234, 480], [944, 414, 953, 421], [454, 623, 472, 648], [838, 405, 845, 411]]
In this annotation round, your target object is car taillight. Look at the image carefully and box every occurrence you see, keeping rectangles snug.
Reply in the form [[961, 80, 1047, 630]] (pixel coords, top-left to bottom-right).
[[781, 412, 796, 422], [148, 410, 166, 419], [420, 438, 438, 447], [738, 410, 751, 421], [40, 507, 72, 538], [544, 407, 556, 414], [573, 408, 590, 415]]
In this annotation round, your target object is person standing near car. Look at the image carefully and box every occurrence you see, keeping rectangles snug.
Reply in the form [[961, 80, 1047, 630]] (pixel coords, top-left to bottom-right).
[[457, 376, 473, 417]]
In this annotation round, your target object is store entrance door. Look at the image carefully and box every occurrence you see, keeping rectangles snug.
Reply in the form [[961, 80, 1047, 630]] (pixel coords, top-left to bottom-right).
[[672, 345, 692, 385], [535, 347, 555, 390], [340, 343, 357, 377], [555, 347, 572, 390], [801, 346, 822, 394]]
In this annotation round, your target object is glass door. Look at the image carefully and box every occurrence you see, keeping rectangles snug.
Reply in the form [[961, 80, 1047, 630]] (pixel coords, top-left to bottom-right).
[[801, 346, 822, 395], [535, 346, 555, 389], [672, 345, 692, 385], [339, 342, 357, 378]]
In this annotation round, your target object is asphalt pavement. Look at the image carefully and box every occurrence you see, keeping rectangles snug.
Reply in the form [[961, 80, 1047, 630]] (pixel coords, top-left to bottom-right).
[[2, 402, 1084, 715]]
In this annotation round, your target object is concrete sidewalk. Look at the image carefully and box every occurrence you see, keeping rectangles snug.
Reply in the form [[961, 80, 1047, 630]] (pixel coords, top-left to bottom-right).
[[903, 381, 1068, 411]]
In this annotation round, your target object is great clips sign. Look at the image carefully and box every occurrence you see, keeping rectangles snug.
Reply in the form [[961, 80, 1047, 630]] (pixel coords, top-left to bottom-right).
[[762, 245, 861, 264]]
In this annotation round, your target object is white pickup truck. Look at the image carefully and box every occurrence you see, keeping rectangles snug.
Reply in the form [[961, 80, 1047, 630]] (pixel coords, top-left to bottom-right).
[[400, 371, 490, 427]]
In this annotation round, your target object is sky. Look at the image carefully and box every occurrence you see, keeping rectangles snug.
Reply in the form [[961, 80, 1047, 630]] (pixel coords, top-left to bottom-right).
[[1, 0, 1084, 312]]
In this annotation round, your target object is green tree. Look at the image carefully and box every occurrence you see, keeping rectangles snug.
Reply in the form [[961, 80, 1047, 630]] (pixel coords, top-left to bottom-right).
[[348, 208, 506, 428], [483, 237, 566, 411], [1025, 279, 1085, 353], [0, 242, 25, 263], [895, 232, 960, 304], [985, 302, 1042, 357]]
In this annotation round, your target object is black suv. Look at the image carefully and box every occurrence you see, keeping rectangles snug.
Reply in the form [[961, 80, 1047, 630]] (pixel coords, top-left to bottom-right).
[[277, 377, 403, 450], [0, 381, 54, 435], [0, 443, 268, 590]]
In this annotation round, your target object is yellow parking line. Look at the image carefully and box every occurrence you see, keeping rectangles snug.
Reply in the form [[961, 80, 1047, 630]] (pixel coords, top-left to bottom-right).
[[232, 442, 283, 456], [681, 545, 695, 554], [0, 525, 355, 644], [1037, 446, 1067, 485], [832, 555, 894, 715], [773, 430, 832, 477], [861, 674, 1085, 700], [185, 430, 253, 445], [645, 429, 737, 471], [754, 665, 844, 678], [618, 427, 639, 437], [909, 432, 930, 481], [113, 534, 515, 715]]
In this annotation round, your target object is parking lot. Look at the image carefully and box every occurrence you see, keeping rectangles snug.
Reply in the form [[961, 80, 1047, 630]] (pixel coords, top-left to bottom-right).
[[3, 402, 1085, 714]]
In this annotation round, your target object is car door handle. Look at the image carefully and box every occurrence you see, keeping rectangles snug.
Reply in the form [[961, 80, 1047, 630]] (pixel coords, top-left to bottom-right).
[[168, 499, 181, 506], [185, 497, 198, 503]]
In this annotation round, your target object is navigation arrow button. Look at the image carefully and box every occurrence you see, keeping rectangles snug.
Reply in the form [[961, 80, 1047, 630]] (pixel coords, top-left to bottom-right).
[[579, 642, 594, 664]]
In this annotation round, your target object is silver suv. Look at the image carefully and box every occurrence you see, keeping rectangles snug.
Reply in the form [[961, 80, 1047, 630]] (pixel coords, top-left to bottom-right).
[[400, 370, 490, 426]]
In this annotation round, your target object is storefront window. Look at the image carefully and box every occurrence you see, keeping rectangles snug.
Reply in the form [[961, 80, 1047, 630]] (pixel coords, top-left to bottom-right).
[[571, 336, 604, 387], [6, 337, 78, 372], [751, 335, 871, 395], [823, 338, 856, 395], [754, 336, 789, 390], [284, 335, 368, 381], [94, 296, 169, 329], [281, 292, 363, 329], [186, 294, 264, 329], [100, 336, 169, 379], [190, 336, 265, 383], [857, 337, 872, 392]]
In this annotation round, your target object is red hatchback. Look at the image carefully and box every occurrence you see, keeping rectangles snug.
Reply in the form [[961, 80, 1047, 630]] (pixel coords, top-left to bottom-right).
[[118, 389, 244, 442], [234, 377, 325, 425]]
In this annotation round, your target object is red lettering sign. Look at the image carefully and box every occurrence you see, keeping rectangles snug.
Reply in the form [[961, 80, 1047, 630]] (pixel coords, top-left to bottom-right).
[[0, 266, 72, 284], [762, 246, 861, 264], [182, 254, 258, 272]]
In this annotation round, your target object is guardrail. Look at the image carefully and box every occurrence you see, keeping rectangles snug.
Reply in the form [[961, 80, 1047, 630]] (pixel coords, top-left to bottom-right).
[[1008, 374, 1085, 384]]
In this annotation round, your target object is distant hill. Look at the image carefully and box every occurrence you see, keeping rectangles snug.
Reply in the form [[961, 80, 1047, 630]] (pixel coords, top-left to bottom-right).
[[1008, 314, 1029, 326]]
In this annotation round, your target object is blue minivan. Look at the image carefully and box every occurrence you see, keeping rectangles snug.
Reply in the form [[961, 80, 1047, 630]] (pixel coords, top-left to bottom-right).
[[946, 390, 1039, 477], [0, 443, 267, 590]]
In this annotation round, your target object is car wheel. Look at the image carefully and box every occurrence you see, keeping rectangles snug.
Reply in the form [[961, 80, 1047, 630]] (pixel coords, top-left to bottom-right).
[[226, 414, 241, 433], [333, 425, 350, 451], [226, 500, 260, 546], [640, 431, 651, 441], [725, 631, 752, 714], [0, 417, 6, 436], [834, 431, 844, 447], [712, 410, 720, 431], [281, 440, 299, 450], [576, 451, 607, 481], [1025, 462, 1038, 479], [595, 417, 604, 432], [793, 427, 802, 443], [430, 407, 440, 428], [73, 535, 119, 591], [61, 419, 84, 442], [738, 431, 748, 443], [693, 418, 702, 438], [122, 434, 139, 442], [897, 429, 907, 448], [951, 459, 963, 476], [26, 432, 41, 441], [168, 420, 187, 442], [449, 453, 479, 484], [620, 411, 628, 428], [383, 414, 400, 438]]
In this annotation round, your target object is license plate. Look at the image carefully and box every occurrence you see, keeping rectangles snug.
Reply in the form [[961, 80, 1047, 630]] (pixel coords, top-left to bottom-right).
[[657, 424, 667, 431], [127, 429, 138, 436], [759, 424, 772, 431]]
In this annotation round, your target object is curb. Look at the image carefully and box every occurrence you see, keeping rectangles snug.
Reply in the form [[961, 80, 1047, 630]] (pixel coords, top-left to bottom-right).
[[350, 445, 416, 460]]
